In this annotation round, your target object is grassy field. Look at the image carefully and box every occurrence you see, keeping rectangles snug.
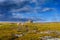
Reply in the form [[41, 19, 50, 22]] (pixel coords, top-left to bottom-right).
[[0, 22, 60, 40]]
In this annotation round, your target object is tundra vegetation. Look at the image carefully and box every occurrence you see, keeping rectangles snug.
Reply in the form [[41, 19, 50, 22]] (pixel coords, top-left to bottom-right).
[[0, 22, 60, 40]]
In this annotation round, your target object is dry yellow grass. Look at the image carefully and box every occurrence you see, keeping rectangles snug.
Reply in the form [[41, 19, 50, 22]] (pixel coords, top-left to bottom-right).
[[0, 22, 60, 40]]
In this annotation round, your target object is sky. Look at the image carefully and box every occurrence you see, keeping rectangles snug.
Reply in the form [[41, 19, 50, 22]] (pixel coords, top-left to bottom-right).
[[0, 0, 60, 22]]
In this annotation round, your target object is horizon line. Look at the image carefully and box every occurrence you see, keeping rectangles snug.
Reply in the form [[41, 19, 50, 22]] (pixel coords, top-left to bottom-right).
[[0, 21, 60, 23]]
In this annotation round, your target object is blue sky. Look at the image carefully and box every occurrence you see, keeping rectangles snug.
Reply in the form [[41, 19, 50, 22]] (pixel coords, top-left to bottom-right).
[[0, 0, 60, 22]]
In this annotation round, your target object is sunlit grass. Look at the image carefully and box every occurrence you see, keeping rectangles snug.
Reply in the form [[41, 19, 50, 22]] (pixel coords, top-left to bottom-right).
[[0, 22, 60, 40]]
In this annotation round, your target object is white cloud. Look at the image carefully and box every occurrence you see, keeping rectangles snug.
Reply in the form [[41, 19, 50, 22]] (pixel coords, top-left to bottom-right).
[[12, 0, 23, 3], [0, 0, 5, 2], [4, 0, 56, 14], [8, 0, 54, 13], [10, 6, 33, 13], [42, 8, 54, 12], [32, 7, 55, 13], [12, 13, 24, 18], [11, 0, 29, 4]]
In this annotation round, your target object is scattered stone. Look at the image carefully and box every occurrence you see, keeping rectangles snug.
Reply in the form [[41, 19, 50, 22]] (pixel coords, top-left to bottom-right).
[[15, 34, 23, 38]]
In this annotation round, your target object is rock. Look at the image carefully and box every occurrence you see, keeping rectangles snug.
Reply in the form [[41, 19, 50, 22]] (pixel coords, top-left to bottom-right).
[[15, 34, 23, 37]]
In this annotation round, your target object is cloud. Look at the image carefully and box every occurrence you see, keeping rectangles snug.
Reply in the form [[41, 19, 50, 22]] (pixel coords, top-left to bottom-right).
[[12, 13, 24, 18], [0, 0, 5, 2], [41, 8, 54, 12], [0, 0, 59, 22], [0, 0, 48, 13], [0, 0, 55, 14], [10, 6, 33, 13], [32, 7, 56, 13]]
